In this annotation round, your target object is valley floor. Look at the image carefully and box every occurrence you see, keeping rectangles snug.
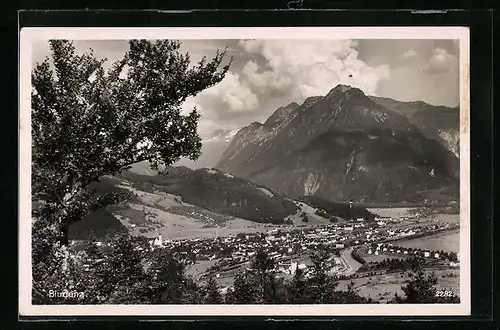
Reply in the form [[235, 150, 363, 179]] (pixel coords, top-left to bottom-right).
[[111, 182, 461, 302]]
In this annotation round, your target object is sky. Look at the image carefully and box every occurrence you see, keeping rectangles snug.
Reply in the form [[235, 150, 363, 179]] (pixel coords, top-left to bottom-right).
[[31, 39, 460, 135]]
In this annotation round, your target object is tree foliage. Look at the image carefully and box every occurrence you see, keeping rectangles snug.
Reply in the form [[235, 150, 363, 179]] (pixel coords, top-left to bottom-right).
[[393, 265, 459, 304], [143, 247, 199, 304], [98, 233, 148, 303], [399, 267, 438, 303], [287, 267, 309, 303], [32, 39, 231, 245], [203, 276, 224, 304], [307, 249, 339, 303], [31, 217, 71, 304], [251, 249, 274, 295], [231, 272, 259, 304]]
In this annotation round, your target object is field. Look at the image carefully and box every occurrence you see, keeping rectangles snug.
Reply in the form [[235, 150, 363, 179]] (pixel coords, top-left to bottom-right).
[[369, 208, 459, 226], [367, 207, 413, 219], [131, 206, 279, 240], [362, 253, 407, 263], [396, 229, 460, 253], [434, 213, 460, 225], [368, 207, 430, 230], [185, 259, 220, 282], [342, 208, 461, 301], [337, 268, 460, 302], [114, 184, 295, 240], [367, 208, 460, 254]]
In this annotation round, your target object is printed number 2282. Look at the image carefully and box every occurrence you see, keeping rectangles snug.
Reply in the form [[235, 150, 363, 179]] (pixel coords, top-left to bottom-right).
[[435, 290, 454, 297]]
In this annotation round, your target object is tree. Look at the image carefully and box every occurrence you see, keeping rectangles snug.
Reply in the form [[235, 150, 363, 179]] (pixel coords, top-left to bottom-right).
[[143, 248, 192, 304], [82, 231, 99, 257], [31, 216, 70, 304], [396, 266, 438, 303], [263, 274, 288, 304], [32, 39, 231, 246], [250, 249, 275, 302], [231, 272, 258, 304], [287, 267, 309, 304], [182, 278, 203, 305], [203, 276, 223, 304], [73, 232, 108, 303], [224, 287, 236, 304], [32, 224, 106, 305], [394, 265, 461, 304], [308, 249, 338, 303], [89, 233, 148, 304]]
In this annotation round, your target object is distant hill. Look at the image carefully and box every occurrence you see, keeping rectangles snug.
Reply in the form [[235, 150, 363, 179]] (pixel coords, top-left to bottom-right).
[[67, 166, 378, 239], [217, 85, 459, 204], [119, 167, 298, 224], [68, 209, 128, 240], [300, 196, 376, 221], [68, 177, 133, 240]]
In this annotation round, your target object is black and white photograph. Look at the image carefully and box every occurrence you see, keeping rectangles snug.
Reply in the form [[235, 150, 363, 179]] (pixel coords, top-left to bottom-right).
[[19, 27, 470, 316]]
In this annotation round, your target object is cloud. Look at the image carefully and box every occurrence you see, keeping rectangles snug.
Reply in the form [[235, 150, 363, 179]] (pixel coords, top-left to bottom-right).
[[180, 71, 259, 132], [180, 98, 227, 135], [32, 40, 51, 65], [238, 39, 390, 100], [423, 48, 457, 74], [33, 39, 395, 137], [199, 72, 259, 112], [182, 71, 259, 115], [180, 96, 198, 116], [402, 49, 418, 59], [197, 118, 224, 136]]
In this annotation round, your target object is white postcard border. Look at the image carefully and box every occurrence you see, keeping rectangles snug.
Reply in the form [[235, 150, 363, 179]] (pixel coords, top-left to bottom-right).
[[19, 26, 471, 317]]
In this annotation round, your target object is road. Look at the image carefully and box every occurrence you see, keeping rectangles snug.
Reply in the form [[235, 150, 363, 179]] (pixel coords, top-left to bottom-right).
[[338, 246, 363, 276]]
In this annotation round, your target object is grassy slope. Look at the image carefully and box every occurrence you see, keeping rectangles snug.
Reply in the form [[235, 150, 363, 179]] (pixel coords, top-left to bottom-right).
[[68, 167, 378, 239]]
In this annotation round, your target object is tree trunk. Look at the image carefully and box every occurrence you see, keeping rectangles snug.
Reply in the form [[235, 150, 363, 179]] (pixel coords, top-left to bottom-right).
[[59, 222, 69, 246]]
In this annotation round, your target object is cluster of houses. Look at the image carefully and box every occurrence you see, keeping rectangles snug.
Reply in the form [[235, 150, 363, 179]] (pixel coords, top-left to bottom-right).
[[68, 212, 457, 277], [366, 242, 460, 267], [145, 226, 360, 277], [273, 255, 344, 278], [142, 217, 457, 277]]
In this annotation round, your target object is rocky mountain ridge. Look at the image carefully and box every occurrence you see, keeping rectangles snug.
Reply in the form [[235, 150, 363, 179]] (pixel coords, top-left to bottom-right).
[[368, 96, 460, 157], [216, 85, 459, 204]]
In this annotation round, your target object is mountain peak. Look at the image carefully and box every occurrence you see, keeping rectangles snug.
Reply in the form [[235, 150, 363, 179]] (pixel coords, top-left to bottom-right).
[[332, 84, 354, 92], [327, 84, 365, 96]]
